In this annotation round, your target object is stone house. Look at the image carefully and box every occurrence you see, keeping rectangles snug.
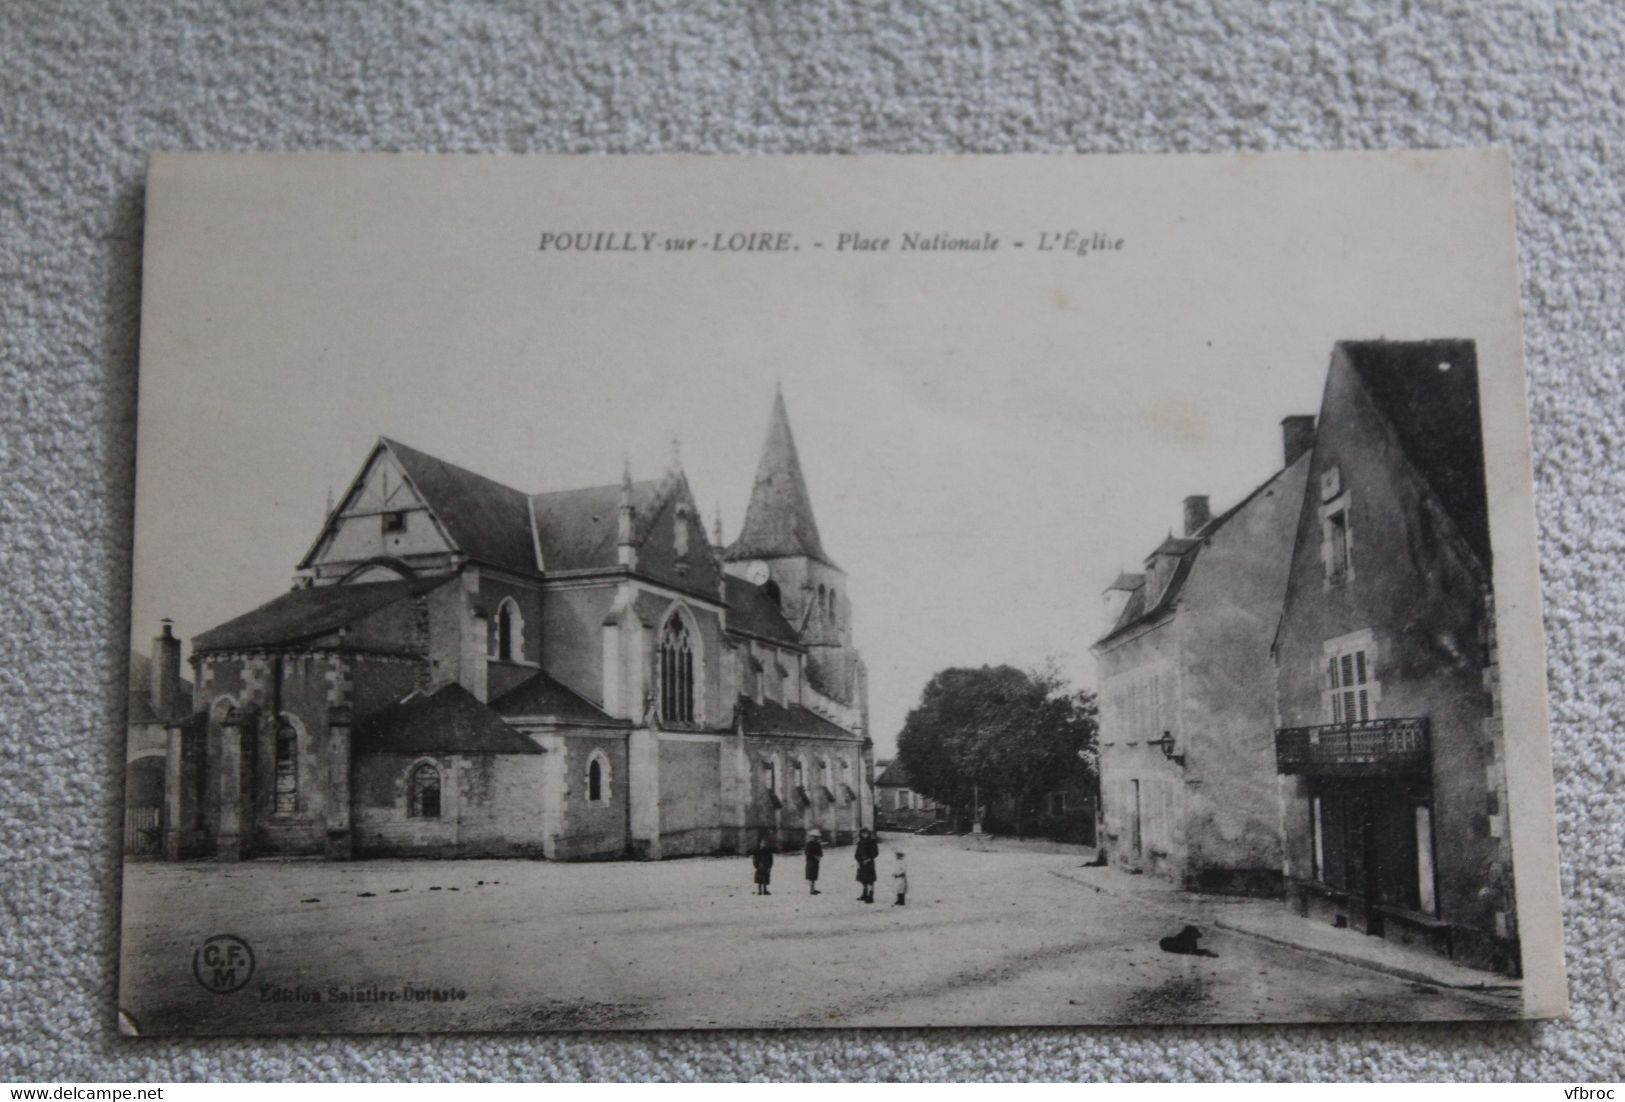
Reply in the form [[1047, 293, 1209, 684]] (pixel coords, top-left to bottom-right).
[[873, 759, 943, 831], [153, 390, 873, 862], [1271, 339, 1517, 974], [1093, 417, 1314, 893]]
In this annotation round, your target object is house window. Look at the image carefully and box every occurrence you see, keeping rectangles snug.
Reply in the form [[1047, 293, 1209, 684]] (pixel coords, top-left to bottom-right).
[[1325, 506, 1350, 584], [1327, 646, 1375, 724], [818, 757, 832, 794], [585, 751, 611, 803], [273, 722, 298, 814], [383, 510, 407, 533], [409, 762, 441, 818], [660, 615, 695, 724]]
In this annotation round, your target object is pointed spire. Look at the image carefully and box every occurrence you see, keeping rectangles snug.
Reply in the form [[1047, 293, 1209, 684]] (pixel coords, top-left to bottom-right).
[[670, 433, 683, 473], [725, 388, 833, 565], [616, 454, 637, 568], [712, 502, 724, 548]]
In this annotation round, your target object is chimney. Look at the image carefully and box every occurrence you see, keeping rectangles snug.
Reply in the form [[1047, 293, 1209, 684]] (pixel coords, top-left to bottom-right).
[[1282, 415, 1316, 466], [1182, 495, 1212, 537], [151, 619, 181, 722]]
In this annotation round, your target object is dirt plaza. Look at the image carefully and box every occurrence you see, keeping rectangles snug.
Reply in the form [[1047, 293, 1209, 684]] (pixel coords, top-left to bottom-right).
[[119, 835, 1518, 1035]]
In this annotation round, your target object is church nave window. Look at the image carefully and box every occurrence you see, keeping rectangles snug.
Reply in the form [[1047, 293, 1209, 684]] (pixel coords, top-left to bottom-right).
[[660, 614, 695, 725], [493, 597, 525, 664], [409, 761, 442, 819], [585, 750, 611, 804]]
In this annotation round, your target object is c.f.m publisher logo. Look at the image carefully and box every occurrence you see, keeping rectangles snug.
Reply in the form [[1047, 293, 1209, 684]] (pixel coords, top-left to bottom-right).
[[192, 934, 255, 994]]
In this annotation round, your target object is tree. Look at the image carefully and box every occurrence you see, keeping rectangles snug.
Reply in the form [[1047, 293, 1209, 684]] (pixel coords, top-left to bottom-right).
[[895, 662, 1098, 837]]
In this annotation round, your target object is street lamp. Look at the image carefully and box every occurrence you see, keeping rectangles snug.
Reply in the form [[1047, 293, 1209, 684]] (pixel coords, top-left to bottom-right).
[[1147, 730, 1185, 767]]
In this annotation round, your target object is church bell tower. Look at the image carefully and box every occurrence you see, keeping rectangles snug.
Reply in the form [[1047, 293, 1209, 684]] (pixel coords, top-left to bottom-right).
[[723, 388, 865, 720]]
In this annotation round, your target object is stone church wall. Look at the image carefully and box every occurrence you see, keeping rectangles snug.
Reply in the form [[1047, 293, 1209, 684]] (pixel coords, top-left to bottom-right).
[[551, 733, 629, 860], [353, 751, 548, 857], [657, 737, 724, 857]]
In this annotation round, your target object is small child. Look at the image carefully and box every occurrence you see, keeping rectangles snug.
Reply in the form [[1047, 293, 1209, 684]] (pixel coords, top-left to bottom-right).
[[891, 849, 908, 906]]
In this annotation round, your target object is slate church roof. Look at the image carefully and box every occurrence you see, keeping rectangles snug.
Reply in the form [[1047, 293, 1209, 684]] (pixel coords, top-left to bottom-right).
[[724, 387, 835, 567], [735, 697, 856, 741], [193, 575, 451, 654], [722, 575, 801, 646], [490, 669, 626, 726], [530, 479, 664, 572], [355, 683, 543, 755], [375, 438, 539, 576]]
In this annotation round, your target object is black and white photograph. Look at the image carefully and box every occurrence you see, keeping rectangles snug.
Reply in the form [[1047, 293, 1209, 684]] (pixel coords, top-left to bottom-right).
[[117, 151, 1566, 1035]]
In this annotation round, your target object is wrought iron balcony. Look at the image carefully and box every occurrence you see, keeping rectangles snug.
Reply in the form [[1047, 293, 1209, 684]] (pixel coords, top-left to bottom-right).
[[1275, 718, 1430, 776]]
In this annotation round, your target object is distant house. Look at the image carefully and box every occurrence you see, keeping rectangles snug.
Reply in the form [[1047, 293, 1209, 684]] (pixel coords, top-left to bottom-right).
[[125, 622, 193, 855], [1093, 416, 1314, 893], [1271, 340, 1517, 974], [873, 759, 943, 831]]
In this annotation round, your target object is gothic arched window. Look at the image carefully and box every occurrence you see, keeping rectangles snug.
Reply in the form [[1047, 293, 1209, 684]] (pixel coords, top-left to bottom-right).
[[660, 615, 695, 724], [586, 751, 611, 803], [273, 721, 298, 814], [495, 597, 523, 663], [409, 762, 441, 818]]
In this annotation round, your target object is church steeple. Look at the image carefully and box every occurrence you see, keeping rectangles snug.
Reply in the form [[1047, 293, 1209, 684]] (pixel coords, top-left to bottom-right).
[[725, 388, 833, 566]]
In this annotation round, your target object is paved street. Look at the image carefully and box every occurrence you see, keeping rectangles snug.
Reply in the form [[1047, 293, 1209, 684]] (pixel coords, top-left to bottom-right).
[[119, 835, 1520, 1035]]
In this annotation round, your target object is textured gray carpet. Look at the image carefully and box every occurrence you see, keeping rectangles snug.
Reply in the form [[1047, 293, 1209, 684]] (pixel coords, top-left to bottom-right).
[[2, 0, 1622, 1082]]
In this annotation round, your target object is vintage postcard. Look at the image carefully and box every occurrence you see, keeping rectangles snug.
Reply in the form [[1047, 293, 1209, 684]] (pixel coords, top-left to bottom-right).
[[120, 150, 1566, 1034]]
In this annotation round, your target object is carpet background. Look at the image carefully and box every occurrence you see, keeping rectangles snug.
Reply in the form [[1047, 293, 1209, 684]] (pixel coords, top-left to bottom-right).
[[2, 0, 1621, 1081]]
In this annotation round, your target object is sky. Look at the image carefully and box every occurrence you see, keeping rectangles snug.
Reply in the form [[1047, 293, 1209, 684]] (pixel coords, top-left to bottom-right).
[[130, 152, 1527, 757]]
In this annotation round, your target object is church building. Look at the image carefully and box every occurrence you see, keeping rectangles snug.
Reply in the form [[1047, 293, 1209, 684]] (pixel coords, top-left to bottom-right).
[[156, 390, 873, 862]]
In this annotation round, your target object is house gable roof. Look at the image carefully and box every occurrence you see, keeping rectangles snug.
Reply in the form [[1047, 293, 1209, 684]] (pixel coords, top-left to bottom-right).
[[355, 683, 542, 755], [193, 576, 450, 654], [874, 759, 914, 788], [1095, 456, 1306, 647], [1342, 339, 1490, 569]]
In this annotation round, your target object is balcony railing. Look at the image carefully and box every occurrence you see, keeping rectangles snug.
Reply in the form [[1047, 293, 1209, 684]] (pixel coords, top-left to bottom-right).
[[1275, 718, 1430, 776]]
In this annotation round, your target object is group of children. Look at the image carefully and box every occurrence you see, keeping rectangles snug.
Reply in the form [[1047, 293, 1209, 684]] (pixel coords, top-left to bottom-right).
[[751, 827, 907, 906]]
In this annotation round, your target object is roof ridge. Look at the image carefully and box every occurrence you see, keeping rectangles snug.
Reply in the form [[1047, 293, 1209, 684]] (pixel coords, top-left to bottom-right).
[[381, 436, 528, 499]]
